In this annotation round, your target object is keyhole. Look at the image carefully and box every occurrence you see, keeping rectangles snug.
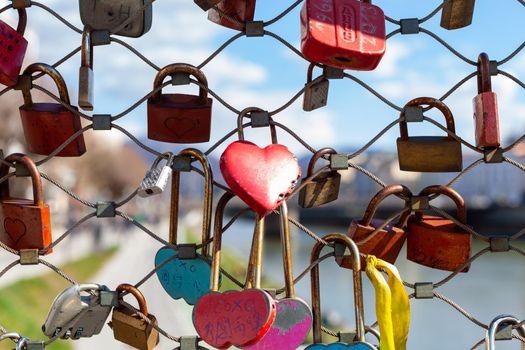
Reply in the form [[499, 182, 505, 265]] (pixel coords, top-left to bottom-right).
[[107, 10, 114, 17], [334, 56, 351, 63]]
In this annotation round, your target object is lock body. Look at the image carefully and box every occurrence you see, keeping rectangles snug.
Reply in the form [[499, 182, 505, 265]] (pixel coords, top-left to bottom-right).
[[208, 0, 256, 30], [147, 94, 213, 143], [473, 91, 500, 149], [298, 171, 340, 208], [396, 136, 462, 172], [407, 215, 471, 272], [303, 78, 329, 111], [112, 307, 159, 350], [300, 0, 386, 70], [79, 0, 153, 37], [138, 164, 172, 197], [20, 104, 86, 157], [0, 19, 28, 86], [440, 0, 475, 30]]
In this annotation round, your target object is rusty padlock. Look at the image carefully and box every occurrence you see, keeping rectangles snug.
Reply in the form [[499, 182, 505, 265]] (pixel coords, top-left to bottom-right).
[[0, 8, 28, 87], [19, 63, 86, 157], [147, 63, 213, 143], [111, 283, 159, 350], [440, 0, 475, 30], [78, 26, 94, 111], [473, 52, 500, 149], [303, 63, 329, 112], [397, 97, 463, 172], [208, 0, 256, 31], [79, 0, 153, 38], [300, 0, 386, 70], [407, 185, 471, 272], [298, 148, 341, 208], [337, 184, 412, 271], [0, 153, 52, 254]]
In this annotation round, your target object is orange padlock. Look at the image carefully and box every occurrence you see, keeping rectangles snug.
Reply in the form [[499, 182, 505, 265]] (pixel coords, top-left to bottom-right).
[[0, 154, 52, 254], [337, 184, 412, 270], [147, 63, 213, 144], [407, 185, 471, 272], [19, 63, 86, 157]]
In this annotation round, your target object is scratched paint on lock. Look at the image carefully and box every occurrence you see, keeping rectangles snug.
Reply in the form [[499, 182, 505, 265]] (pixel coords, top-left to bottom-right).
[[154, 247, 215, 305], [245, 298, 312, 350], [193, 289, 276, 349], [305, 342, 376, 349]]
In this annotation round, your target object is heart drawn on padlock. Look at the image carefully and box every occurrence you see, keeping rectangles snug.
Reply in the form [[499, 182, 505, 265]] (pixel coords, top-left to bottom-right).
[[154, 247, 214, 305], [193, 289, 276, 349], [220, 141, 301, 215], [164, 117, 200, 139], [4, 218, 27, 245]]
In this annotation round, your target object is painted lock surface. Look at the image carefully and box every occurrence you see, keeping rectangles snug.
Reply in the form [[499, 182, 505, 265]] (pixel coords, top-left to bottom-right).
[[208, 0, 256, 30], [300, 0, 386, 70], [0, 9, 28, 86], [306, 342, 376, 349]]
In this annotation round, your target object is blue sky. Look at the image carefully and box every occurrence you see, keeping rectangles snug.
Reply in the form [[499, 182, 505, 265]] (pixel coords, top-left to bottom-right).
[[4, 0, 525, 157]]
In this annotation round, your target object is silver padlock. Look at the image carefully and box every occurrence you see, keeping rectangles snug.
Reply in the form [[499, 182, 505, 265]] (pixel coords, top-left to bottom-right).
[[486, 314, 525, 350], [137, 153, 173, 197], [42, 284, 113, 340], [79, 0, 153, 38]]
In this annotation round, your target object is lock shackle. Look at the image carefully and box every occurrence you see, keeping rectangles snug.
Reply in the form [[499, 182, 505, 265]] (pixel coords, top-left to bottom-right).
[[237, 107, 278, 144], [151, 63, 209, 104], [21, 63, 71, 106], [0, 153, 43, 208], [245, 214, 266, 289], [15, 8, 27, 35], [169, 148, 213, 257], [209, 192, 236, 292], [416, 185, 466, 224], [361, 185, 413, 228], [477, 52, 492, 94], [486, 315, 525, 350], [81, 26, 93, 69], [307, 147, 337, 176], [310, 234, 365, 344], [279, 201, 296, 298], [0, 332, 21, 343], [399, 97, 456, 141], [116, 283, 149, 317], [151, 152, 173, 169], [15, 337, 28, 350], [306, 63, 322, 83]]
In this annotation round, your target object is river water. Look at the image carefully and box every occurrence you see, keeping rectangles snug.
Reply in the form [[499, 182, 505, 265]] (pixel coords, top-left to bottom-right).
[[220, 218, 525, 350]]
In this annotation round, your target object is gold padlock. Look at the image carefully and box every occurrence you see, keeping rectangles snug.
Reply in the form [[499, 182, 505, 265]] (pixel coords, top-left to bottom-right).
[[111, 283, 159, 350]]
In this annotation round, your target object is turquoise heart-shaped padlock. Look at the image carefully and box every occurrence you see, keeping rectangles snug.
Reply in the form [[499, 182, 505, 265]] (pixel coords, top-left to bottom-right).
[[154, 148, 220, 305]]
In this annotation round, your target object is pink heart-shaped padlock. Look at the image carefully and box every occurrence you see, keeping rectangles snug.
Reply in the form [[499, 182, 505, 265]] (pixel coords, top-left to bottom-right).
[[220, 141, 301, 215]]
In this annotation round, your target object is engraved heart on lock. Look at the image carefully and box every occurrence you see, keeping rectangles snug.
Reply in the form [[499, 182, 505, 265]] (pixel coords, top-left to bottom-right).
[[3, 218, 26, 245], [164, 117, 200, 139]]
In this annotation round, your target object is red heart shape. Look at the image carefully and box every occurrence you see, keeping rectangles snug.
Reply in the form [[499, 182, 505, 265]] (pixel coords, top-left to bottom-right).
[[4, 218, 27, 245], [220, 141, 301, 215], [193, 289, 276, 349], [164, 117, 199, 139]]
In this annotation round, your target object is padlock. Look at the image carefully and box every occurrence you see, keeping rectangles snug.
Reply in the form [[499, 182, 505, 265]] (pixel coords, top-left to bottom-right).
[[306, 234, 375, 349], [207, 0, 256, 31], [300, 0, 386, 70], [42, 284, 113, 339], [485, 314, 525, 350], [220, 107, 301, 216], [19, 63, 86, 157], [193, 192, 276, 349], [298, 148, 340, 208], [0, 9, 28, 86], [137, 152, 173, 197], [147, 63, 213, 143], [337, 184, 412, 271], [397, 97, 463, 172], [407, 185, 471, 272], [0, 153, 52, 254], [246, 201, 312, 350], [78, 26, 94, 111], [155, 148, 219, 305], [303, 63, 329, 112], [473, 52, 500, 149], [0, 332, 22, 350], [440, 0, 475, 30], [79, 0, 152, 38], [111, 283, 159, 350]]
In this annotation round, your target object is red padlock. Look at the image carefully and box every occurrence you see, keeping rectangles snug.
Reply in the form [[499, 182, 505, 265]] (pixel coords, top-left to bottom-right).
[[147, 63, 213, 143], [407, 185, 471, 272], [473, 52, 500, 149], [0, 154, 52, 254], [300, 0, 386, 70], [337, 184, 412, 271], [19, 63, 86, 157], [208, 0, 256, 30], [0, 8, 28, 86]]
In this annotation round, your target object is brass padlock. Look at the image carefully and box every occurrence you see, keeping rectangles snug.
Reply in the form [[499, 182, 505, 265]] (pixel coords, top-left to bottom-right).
[[78, 26, 94, 111], [397, 97, 462, 172], [298, 148, 341, 208], [111, 283, 159, 350], [440, 0, 475, 30], [303, 63, 329, 112]]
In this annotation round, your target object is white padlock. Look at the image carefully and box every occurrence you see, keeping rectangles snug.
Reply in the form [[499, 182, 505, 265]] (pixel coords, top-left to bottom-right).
[[138, 153, 173, 198]]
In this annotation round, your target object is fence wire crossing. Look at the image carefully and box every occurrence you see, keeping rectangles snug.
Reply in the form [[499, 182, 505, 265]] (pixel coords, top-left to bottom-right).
[[0, 0, 524, 349]]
